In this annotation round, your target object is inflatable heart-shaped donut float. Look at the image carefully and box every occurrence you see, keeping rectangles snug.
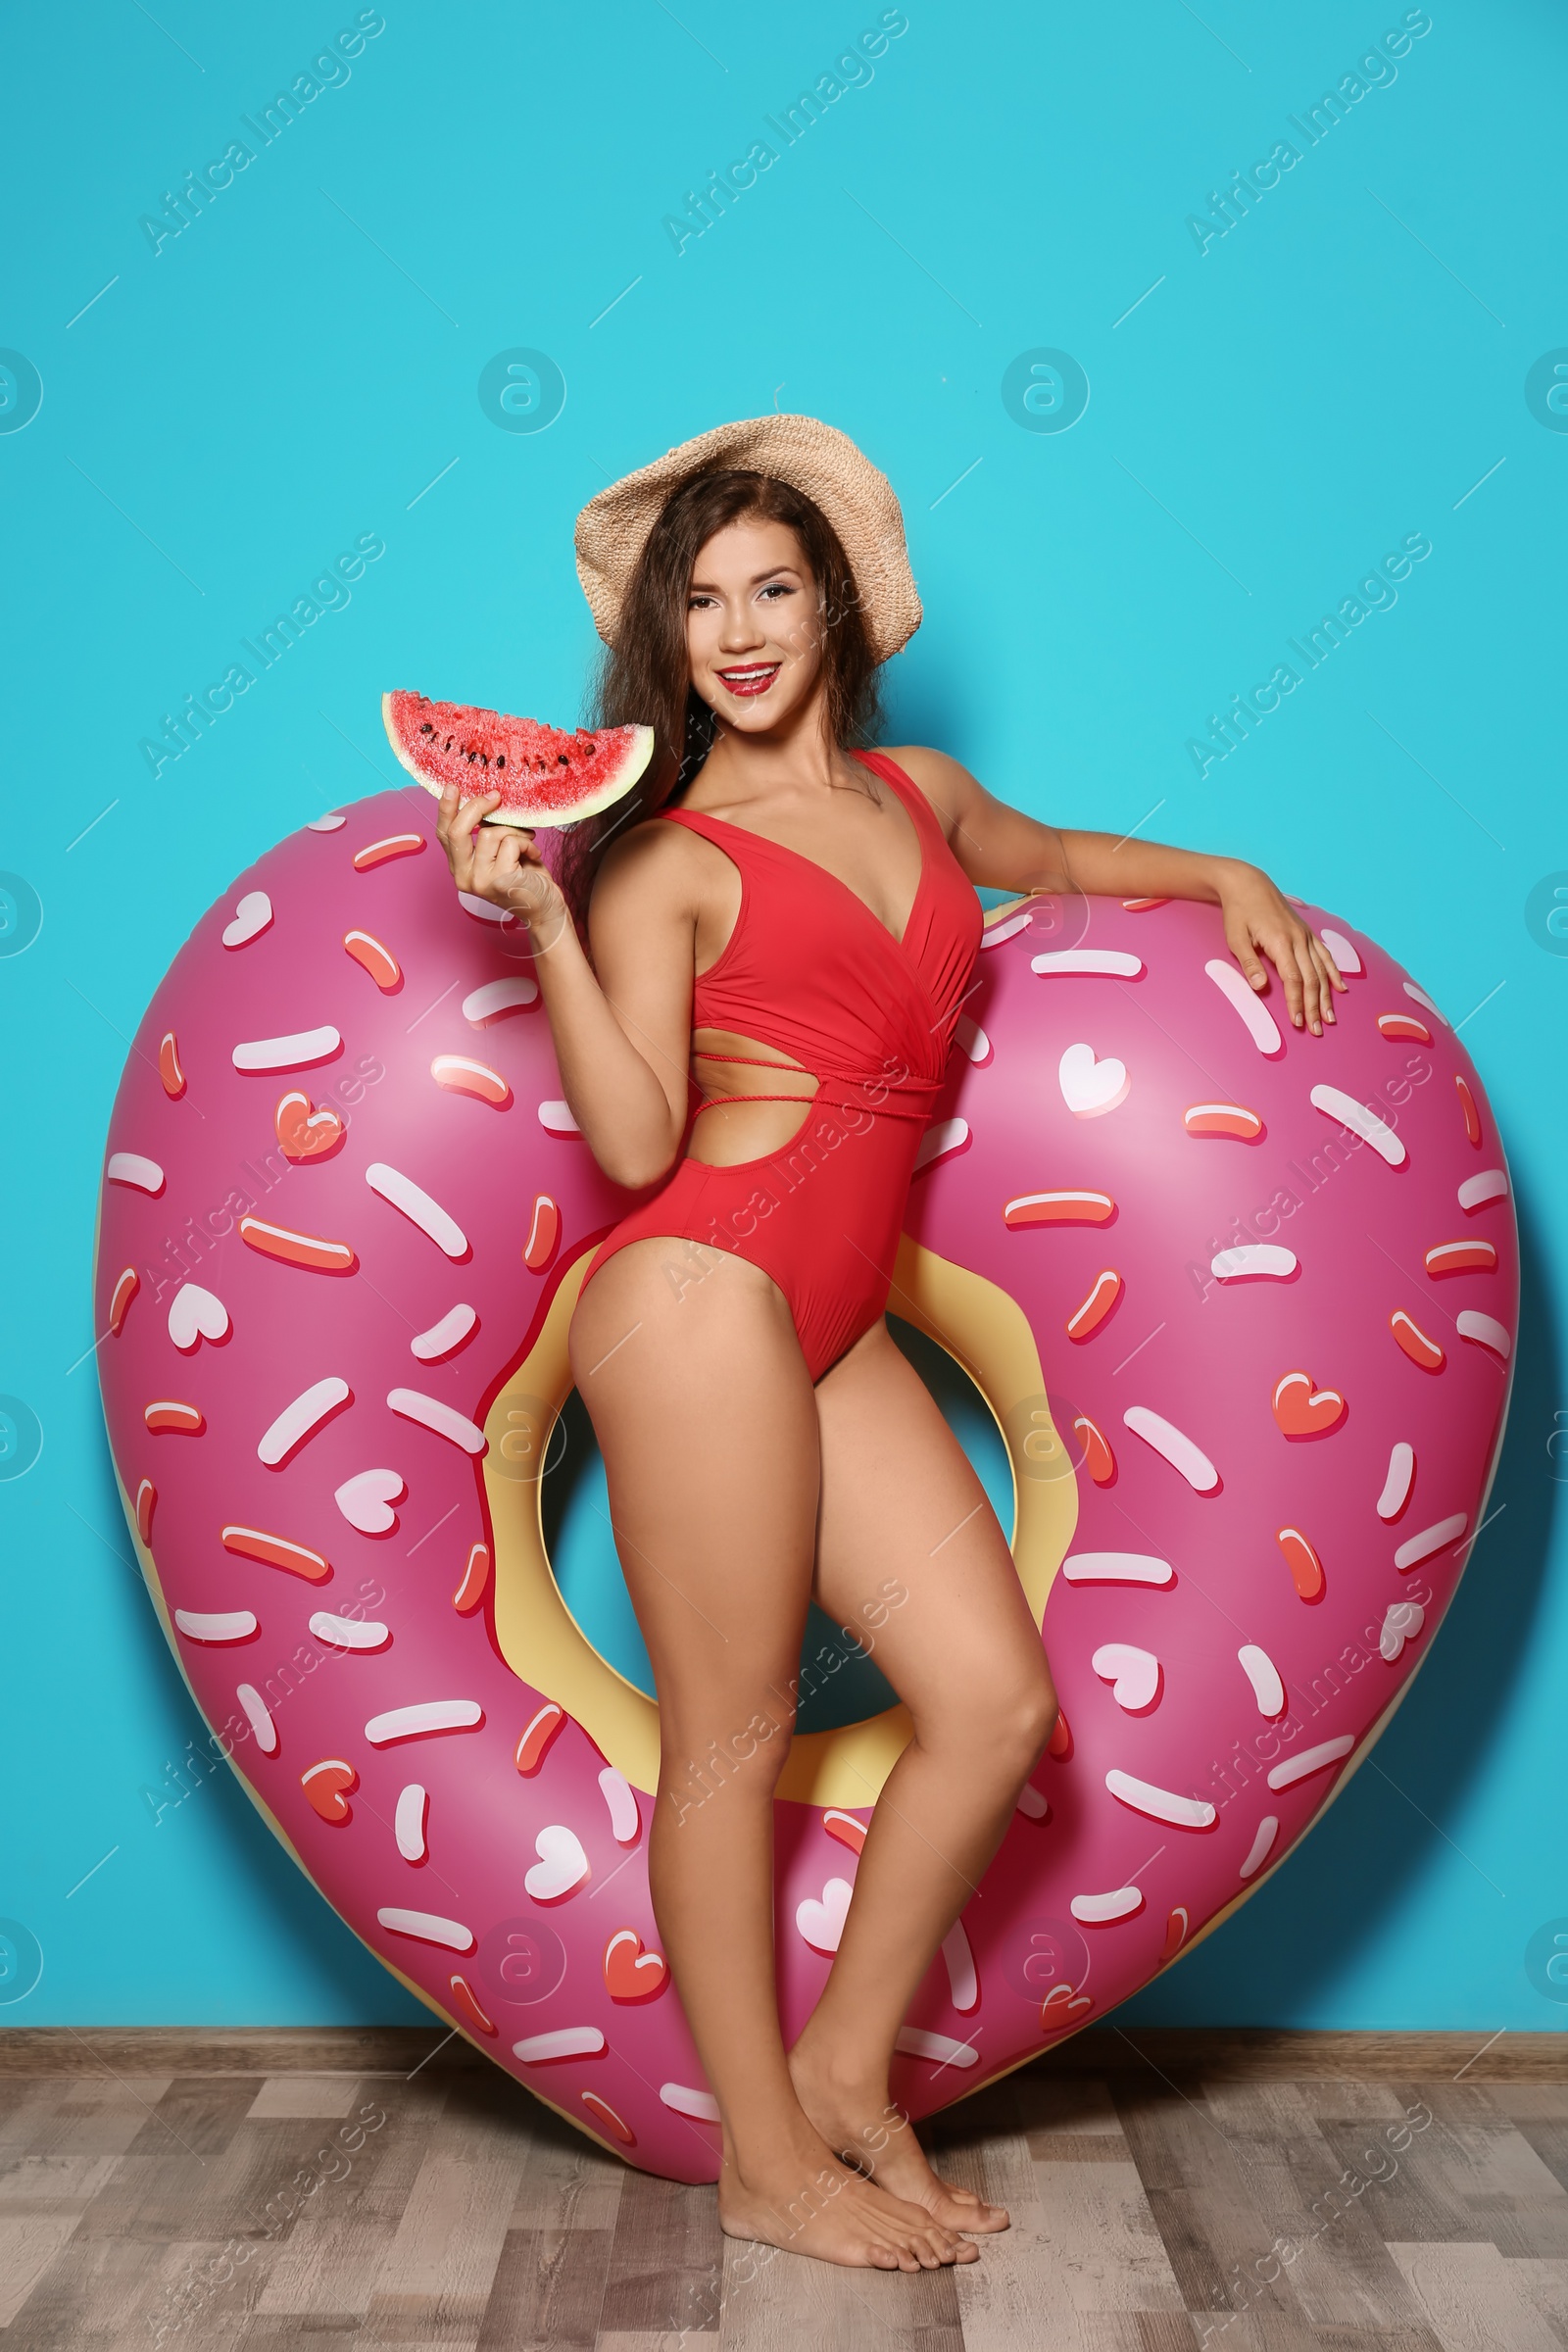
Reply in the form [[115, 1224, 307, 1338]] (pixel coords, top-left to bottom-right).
[[95, 792, 1516, 2182]]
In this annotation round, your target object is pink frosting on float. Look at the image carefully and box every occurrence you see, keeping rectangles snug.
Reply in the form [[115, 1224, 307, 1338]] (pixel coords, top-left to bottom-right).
[[96, 793, 1516, 2181]]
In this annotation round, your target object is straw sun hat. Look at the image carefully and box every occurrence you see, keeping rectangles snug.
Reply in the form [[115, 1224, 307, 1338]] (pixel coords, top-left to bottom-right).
[[573, 414, 921, 664]]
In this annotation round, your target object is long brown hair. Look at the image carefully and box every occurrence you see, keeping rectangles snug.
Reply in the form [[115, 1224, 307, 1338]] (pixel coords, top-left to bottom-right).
[[557, 468, 883, 940]]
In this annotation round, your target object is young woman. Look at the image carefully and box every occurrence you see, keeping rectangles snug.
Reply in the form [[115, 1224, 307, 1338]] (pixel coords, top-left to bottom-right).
[[435, 417, 1344, 2273]]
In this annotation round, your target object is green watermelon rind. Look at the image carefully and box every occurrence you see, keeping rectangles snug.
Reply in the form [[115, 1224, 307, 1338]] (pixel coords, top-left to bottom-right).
[[381, 691, 655, 829]]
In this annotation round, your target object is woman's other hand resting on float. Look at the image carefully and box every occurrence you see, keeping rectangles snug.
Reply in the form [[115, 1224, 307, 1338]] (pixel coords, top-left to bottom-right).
[[892, 748, 1350, 1040]]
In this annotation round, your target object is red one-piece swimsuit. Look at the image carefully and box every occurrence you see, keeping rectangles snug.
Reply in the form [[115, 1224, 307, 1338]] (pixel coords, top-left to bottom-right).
[[576, 749, 984, 1382]]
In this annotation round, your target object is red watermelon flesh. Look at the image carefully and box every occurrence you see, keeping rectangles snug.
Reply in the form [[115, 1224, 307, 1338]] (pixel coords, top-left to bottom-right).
[[382, 690, 655, 828]]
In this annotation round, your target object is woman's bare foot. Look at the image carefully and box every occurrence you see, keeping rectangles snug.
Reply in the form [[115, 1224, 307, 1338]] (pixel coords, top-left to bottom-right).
[[788, 2043, 1009, 2233], [716, 2126, 981, 2269]]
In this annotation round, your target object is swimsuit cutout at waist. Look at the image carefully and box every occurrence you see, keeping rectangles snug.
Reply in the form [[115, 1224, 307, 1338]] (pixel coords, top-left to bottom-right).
[[576, 749, 983, 1381]]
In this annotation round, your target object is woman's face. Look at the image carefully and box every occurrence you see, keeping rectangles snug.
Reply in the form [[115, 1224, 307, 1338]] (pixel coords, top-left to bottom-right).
[[685, 515, 824, 734]]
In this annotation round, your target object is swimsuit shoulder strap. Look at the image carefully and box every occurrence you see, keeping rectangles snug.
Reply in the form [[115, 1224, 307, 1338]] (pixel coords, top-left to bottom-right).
[[658, 804, 769, 861], [850, 747, 942, 842]]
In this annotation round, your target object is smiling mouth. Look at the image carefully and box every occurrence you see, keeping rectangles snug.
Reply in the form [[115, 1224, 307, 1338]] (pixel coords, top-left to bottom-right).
[[715, 663, 781, 699]]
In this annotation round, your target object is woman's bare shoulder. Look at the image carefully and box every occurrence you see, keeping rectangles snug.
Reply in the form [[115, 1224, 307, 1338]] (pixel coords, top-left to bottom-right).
[[595, 810, 690, 883], [875, 745, 980, 829], [590, 808, 730, 918]]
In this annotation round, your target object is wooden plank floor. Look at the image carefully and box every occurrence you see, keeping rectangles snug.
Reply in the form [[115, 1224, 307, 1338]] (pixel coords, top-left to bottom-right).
[[3, 2058, 1567, 2349]]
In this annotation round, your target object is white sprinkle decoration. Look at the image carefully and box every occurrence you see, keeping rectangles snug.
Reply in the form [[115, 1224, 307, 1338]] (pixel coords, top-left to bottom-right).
[[660, 2082, 721, 2121], [168, 1282, 230, 1351], [1240, 1817, 1279, 1879], [1015, 1783, 1051, 1820], [1204, 958, 1283, 1054], [107, 1152, 165, 1194], [1031, 949, 1144, 977], [1070, 1886, 1143, 1924], [1211, 1244, 1298, 1282], [913, 1117, 969, 1173], [598, 1767, 641, 1846], [1267, 1736, 1354, 1790], [1092, 1643, 1161, 1712], [231, 1026, 342, 1073], [537, 1101, 582, 1137], [940, 1921, 978, 2012], [387, 1388, 487, 1455], [376, 1908, 473, 1952], [395, 1785, 428, 1861], [306, 811, 347, 831], [1395, 1513, 1468, 1571], [1404, 979, 1450, 1026], [1381, 1601, 1426, 1663], [308, 1610, 389, 1650], [1457, 1310, 1511, 1360], [980, 908, 1032, 949], [1458, 1169, 1509, 1212], [1104, 1769, 1216, 1830], [221, 890, 272, 949], [955, 1014, 991, 1062], [410, 1304, 478, 1363], [365, 1161, 467, 1258], [334, 1468, 406, 1534], [173, 1609, 257, 1643], [894, 2028, 980, 2068], [1319, 929, 1362, 976], [1309, 1085, 1406, 1167], [365, 1700, 484, 1745], [257, 1376, 350, 1466], [458, 890, 517, 925], [463, 974, 539, 1022], [1238, 1644, 1286, 1718], [1377, 1442, 1415, 1522], [1062, 1553, 1174, 1587], [514, 2027, 606, 2062], [235, 1683, 278, 1755], [1122, 1405, 1220, 1494]]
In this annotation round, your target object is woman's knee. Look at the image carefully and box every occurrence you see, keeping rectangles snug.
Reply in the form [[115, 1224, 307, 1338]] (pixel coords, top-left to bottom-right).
[[661, 1709, 793, 1826], [910, 1658, 1057, 1781]]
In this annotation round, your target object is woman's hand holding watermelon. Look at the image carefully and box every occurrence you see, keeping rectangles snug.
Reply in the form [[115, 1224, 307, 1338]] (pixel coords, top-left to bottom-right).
[[435, 784, 568, 945]]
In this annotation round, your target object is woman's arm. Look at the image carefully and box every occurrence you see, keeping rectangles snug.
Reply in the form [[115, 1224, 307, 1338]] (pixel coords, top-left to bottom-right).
[[890, 746, 1346, 1038], [435, 784, 694, 1188]]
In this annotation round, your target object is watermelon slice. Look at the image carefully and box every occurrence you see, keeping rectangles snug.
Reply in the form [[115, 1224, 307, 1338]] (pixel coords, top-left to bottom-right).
[[382, 691, 655, 828]]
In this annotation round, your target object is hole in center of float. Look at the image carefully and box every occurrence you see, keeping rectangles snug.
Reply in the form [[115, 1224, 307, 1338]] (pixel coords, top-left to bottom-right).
[[539, 1316, 1013, 1735]]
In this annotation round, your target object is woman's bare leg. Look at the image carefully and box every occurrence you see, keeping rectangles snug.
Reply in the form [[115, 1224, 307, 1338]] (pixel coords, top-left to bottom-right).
[[788, 1318, 1058, 2229], [567, 1241, 978, 2269]]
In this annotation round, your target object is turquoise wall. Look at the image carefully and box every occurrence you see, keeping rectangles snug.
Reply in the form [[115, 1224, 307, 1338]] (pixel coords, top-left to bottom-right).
[[2, 0, 1564, 2032]]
